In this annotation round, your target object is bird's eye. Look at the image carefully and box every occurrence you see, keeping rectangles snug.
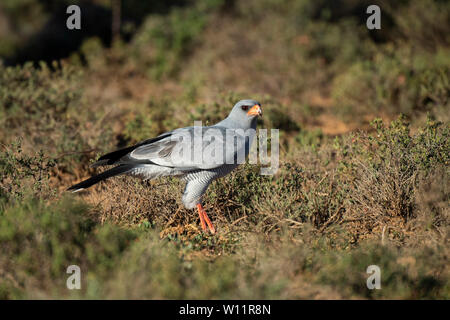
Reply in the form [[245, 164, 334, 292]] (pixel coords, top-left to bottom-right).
[[241, 105, 249, 111]]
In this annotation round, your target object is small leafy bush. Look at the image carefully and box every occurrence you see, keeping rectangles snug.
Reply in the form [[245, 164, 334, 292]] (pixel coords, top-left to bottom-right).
[[0, 139, 55, 204], [344, 117, 449, 230]]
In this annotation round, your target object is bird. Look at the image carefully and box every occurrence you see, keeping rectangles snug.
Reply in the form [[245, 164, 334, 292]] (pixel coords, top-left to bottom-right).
[[68, 99, 262, 234]]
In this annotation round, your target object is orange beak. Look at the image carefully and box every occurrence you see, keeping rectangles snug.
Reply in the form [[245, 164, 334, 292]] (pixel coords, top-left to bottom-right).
[[247, 104, 262, 117]]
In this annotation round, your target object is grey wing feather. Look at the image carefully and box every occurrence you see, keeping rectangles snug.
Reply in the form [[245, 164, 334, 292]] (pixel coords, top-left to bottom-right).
[[95, 125, 251, 170], [129, 126, 244, 170]]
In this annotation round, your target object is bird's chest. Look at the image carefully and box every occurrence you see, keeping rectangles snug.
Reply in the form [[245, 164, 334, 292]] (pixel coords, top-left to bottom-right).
[[184, 163, 239, 182]]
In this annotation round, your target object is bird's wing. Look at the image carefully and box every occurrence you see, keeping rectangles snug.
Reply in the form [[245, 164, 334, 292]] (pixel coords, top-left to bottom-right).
[[129, 126, 234, 170], [92, 126, 251, 170]]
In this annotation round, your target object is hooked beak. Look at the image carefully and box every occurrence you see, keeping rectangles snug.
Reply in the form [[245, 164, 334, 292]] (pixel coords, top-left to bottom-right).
[[247, 104, 262, 117]]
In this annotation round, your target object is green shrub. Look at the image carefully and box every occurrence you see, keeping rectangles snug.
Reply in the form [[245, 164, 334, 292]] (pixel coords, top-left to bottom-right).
[[0, 62, 82, 130], [344, 117, 449, 229], [0, 197, 137, 299], [130, 1, 222, 79], [317, 242, 449, 299], [392, 0, 450, 51], [0, 62, 113, 171], [0, 139, 55, 204], [332, 48, 450, 122]]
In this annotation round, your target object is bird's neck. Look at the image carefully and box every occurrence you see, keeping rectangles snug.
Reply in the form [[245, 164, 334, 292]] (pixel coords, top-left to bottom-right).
[[216, 116, 257, 130]]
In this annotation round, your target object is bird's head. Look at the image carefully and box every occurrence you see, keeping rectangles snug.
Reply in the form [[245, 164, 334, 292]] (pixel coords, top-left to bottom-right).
[[230, 99, 262, 120]]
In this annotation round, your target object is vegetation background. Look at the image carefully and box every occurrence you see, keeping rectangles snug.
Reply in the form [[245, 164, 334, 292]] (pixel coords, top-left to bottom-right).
[[0, 0, 448, 299]]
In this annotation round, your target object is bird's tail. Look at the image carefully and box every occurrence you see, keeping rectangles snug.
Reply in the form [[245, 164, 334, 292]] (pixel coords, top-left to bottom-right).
[[67, 164, 135, 192]]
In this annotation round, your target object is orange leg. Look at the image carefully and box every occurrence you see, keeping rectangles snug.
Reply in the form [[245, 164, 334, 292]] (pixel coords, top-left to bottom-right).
[[196, 204, 207, 232], [196, 203, 216, 234]]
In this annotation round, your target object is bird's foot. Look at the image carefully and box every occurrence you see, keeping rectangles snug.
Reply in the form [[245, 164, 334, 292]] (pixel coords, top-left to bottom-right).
[[196, 203, 216, 234]]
